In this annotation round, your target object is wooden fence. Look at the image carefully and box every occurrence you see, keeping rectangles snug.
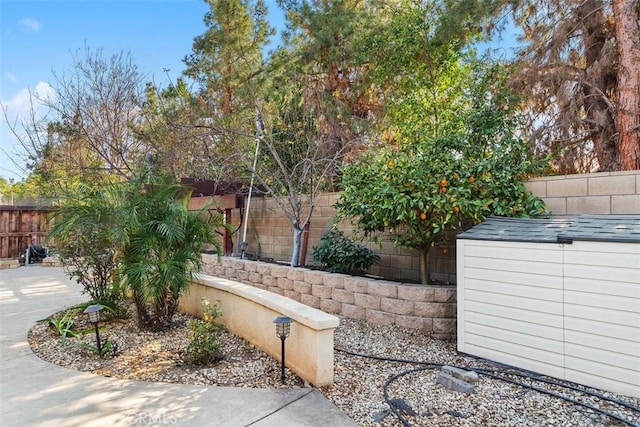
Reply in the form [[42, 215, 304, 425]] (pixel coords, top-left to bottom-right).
[[0, 206, 53, 259]]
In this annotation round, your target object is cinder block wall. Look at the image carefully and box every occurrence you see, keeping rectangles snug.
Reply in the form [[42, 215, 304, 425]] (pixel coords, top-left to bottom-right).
[[213, 193, 453, 284], [525, 170, 640, 215], [194, 170, 640, 285]]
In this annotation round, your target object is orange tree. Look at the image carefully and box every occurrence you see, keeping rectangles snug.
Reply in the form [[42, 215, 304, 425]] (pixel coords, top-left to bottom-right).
[[335, 62, 547, 284]]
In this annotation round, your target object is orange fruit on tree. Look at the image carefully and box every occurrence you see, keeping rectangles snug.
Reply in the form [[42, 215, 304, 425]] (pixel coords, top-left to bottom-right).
[[441, 187, 447, 193], [439, 178, 447, 187], [468, 176, 475, 183], [453, 206, 460, 213], [420, 212, 427, 220]]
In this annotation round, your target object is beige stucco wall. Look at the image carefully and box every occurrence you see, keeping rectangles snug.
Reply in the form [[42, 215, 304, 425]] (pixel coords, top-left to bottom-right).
[[179, 273, 339, 387]]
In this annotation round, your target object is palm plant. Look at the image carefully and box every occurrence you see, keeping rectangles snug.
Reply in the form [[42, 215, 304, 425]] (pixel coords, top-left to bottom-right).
[[119, 173, 223, 330], [49, 170, 224, 330]]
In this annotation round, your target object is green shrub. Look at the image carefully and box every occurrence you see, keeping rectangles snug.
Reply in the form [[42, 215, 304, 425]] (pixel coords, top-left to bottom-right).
[[81, 339, 116, 359], [119, 173, 224, 330], [49, 309, 79, 345], [312, 227, 380, 274], [187, 298, 225, 365], [47, 184, 126, 311]]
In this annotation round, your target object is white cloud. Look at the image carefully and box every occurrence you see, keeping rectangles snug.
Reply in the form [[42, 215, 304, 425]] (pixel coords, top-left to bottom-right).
[[18, 18, 42, 33], [33, 81, 55, 103], [0, 82, 54, 181], [0, 81, 55, 120], [6, 72, 18, 84]]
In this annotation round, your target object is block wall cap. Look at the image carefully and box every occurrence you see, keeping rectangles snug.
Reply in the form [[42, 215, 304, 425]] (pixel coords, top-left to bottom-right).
[[192, 273, 340, 330]]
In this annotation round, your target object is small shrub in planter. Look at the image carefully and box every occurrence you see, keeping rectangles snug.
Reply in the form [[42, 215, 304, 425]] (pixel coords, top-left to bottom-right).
[[187, 298, 225, 365], [312, 227, 379, 274]]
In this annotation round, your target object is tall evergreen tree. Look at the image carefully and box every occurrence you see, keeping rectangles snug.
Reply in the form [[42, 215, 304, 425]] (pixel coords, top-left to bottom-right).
[[276, 0, 379, 148], [507, 0, 639, 172], [184, 0, 273, 122]]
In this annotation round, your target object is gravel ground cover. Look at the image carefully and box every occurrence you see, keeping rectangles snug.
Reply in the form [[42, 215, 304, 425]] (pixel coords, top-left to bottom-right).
[[28, 302, 640, 427]]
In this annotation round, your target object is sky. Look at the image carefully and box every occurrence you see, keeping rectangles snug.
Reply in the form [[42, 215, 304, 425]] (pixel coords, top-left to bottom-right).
[[0, 1, 519, 183], [0, 0, 285, 182]]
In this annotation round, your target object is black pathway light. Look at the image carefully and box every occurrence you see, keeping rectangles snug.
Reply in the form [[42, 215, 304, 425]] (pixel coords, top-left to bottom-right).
[[273, 316, 292, 384], [83, 304, 104, 354]]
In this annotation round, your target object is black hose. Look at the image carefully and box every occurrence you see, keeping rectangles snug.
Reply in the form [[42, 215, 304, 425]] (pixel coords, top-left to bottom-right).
[[470, 367, 639, 427], [335, 347, 640, 427], [382, 366, 434, 427], [459, 352, 640, 413], [474, 367, 640, 414]]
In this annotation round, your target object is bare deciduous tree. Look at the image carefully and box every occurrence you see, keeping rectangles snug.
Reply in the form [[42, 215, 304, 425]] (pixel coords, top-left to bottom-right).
[[49, 46, 147, 177], [4, 46, 147, 188]]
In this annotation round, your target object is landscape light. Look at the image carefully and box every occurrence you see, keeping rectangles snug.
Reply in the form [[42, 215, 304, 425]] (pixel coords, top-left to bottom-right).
[[83, 304, 103, 354], [273, 316, 292, 384]]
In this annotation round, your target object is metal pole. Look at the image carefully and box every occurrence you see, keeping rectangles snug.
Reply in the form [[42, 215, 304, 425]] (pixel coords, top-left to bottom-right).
[[241, 112, 264, 259], [280, 336, 286, 383], [241, 137, 260, 258], [94, 322, 102, 354]]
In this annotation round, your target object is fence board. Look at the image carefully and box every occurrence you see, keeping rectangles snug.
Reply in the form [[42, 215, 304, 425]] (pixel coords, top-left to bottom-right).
[[0, 206, 52, 259]]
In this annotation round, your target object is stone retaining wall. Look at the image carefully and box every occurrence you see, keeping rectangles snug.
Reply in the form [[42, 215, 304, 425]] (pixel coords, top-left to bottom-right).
[[202, 255, 457, 340]]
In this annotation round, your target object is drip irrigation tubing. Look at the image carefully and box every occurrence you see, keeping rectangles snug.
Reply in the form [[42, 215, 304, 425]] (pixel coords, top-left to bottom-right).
[[335, 347, 640, 427]]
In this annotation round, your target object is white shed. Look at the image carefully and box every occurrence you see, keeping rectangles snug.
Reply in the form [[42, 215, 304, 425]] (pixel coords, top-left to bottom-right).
[[456, 215, 640, 398]]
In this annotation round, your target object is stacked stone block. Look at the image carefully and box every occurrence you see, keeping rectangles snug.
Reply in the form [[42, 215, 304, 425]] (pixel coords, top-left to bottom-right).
[[203, 255, 457, 339]]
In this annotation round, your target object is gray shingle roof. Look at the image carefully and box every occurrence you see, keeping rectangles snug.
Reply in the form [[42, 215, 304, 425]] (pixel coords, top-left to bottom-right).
[[558, 214, 640, 243], [457, 215, 640, 244]]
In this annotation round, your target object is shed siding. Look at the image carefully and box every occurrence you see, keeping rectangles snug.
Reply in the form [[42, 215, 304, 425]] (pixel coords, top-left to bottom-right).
[[562, 241, 640, 397], [457, 240, 566, 378], [458, 238, 640, 398]]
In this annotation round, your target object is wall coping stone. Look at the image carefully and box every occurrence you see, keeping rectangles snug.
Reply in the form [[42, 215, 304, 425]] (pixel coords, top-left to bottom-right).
[[194, 273, 339, 331]]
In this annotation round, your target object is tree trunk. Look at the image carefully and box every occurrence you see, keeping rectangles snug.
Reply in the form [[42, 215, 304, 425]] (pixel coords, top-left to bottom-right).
[[133, 290, 152, 329], [613, 0, 640, 170], [290, 225, 303, 267], [419, 247, 429, 285], [581, 0, 619, 171]]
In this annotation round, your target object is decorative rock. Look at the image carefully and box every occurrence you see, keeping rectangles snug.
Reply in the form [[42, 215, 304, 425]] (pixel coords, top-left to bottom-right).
[[444, 410, 468, 418], [442, 365, 480, 384], [435, 371, 476, 393]]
